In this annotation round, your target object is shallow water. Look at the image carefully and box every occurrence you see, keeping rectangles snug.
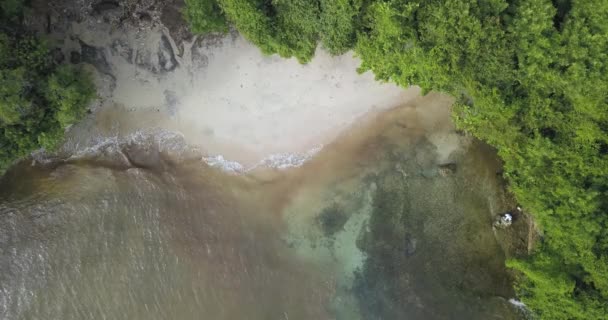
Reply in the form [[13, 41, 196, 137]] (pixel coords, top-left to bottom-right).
[[0, 94, 523, 319]]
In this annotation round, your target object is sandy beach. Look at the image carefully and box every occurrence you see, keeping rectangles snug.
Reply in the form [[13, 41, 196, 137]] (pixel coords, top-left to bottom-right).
[[67, 24, 418, 168]]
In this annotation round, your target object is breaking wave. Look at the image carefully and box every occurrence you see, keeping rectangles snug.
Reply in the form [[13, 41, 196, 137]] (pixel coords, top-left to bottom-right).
[[202, 145, 323, 173], [33, 129, 322, 173]]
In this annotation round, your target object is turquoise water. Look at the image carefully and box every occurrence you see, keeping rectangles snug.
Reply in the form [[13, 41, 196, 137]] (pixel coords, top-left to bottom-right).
[[0, 97, 524, 319]]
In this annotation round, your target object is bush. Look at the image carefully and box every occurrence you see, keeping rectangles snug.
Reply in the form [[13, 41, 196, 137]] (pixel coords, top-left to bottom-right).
[[183, 0, 229, 34], [0, 1, 95, 173], [357, 1, 608, 318], [186, 0, 365, 62], [319, 0, 362, 55], [0, 0, 25, 18]]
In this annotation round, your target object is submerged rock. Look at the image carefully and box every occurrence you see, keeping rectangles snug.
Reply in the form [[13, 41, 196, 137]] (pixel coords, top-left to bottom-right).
[[92, 1, 120, 15], [158, 35, 178, 73], [354, 145, 521, 320], [494, 213, 513, 229], [317, 205, 349, 237], [51, 47, 64, 64], [405, 236, 417, 256], [438, 163, 457, 177], [134, 35, 178, 74], [191, 41, 210, 68], [80, 40, 112, 76], [160, 0, 194, 45], [111, 39, 134, 62], [70, 50, 81, 64]]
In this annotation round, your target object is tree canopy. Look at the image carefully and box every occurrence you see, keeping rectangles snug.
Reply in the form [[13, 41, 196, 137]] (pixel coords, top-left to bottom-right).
[[186, 0, 608, 318], [0, 0, 95, 173]]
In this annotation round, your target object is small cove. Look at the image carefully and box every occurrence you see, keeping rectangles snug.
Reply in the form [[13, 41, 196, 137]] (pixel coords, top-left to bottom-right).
[[0, 8, 528, 318]]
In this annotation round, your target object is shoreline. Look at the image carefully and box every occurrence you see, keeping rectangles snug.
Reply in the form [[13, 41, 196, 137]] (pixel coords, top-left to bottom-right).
[[56, 19, 419, 167]]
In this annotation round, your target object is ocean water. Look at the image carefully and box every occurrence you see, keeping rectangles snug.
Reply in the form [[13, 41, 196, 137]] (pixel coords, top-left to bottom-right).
[[0, 94, 524, 319]]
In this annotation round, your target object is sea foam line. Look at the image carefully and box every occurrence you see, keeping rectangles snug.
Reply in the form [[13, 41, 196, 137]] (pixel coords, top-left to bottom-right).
[[35, 128, 323, 173], [202, 145, 323, 173]]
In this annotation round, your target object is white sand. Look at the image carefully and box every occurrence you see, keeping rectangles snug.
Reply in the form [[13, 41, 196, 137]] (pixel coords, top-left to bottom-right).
[[71, 24, 418, 167], [174, 37, 418, 165]]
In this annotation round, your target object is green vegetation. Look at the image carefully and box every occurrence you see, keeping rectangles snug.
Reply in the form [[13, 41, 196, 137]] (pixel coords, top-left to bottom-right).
[[0, 0, 25, 17], [356, 1, 608, 318], [0, 0, 95, 173], [319, 0, 362, 55], [185, 0, 365, 62], [183, 0, 229, 34], [186, 0, 608, 318]]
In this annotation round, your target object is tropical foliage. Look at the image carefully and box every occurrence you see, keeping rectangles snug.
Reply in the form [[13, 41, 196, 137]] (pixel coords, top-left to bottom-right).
[[183, 0, 229, 34], [0, 0, 95, 173], [186, 0, 608, 318]]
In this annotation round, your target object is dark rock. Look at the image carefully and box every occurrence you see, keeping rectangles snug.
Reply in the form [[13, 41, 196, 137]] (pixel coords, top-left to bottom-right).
[[317, 205, 349, 237], [160, 0, 194, 45], [137, 11, 152, 22], [123, 142, 163, 169], [51, 48, 64, 64], [46, 13, 52, 34], [158, 35, 178, 73], [134, 35, 179, 74], [135, 49, 153, 72], [405, 236, 417, 256], [92, 1, 120, 15], [111, 39, 133, 62], [80, 40, 112, 75], [70, 51, 81, 64], [438, 163, 457, 177]]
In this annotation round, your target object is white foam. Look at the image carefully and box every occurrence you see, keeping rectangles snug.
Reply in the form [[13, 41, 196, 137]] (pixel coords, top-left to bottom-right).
[[204, 145, 323, 173], [59, 129, 188, 165], [202, 155, 245, 173], [256, 145, 323, 170], [508, 298, 526, 309]]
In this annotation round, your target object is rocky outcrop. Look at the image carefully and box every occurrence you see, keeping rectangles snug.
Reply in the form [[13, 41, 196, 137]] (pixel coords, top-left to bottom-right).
[[110, 39, 134, 63], [494, 213, 513, 228], [132, 34, 178, 74], [438, 163, 457, 177], [158, 34, 179, 72], [316, 205, 349, 237], [29, 0, 193, 44], [91, 1, 120, 16], [404, 235, 417, 256], [160, 0, 194, 46], [80, 40, 112, 75], [70, 50, 81, 64]]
